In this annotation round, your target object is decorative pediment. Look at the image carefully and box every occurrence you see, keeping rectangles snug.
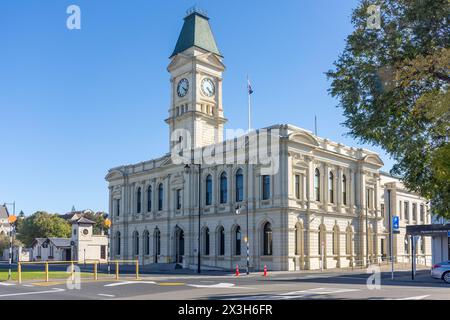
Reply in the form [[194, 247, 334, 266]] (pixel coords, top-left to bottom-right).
[[167, 53, 192, 72], [289, 132, 319, 147], [196, 52, 225, 71], [105, 169, 126, 181], [362, 154, 384, 167]]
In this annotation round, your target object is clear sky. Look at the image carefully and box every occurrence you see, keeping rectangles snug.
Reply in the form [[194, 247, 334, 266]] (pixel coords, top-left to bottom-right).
[[0, 0, 394, 215]]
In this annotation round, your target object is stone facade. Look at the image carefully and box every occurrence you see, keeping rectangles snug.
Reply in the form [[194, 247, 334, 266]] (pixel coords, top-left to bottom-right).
[[105, 10, 432, 271]]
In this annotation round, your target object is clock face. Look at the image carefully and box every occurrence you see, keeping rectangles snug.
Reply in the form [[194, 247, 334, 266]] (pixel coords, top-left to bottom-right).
[[177, 78, 189, 97], [201, 78, 215, 97], [82, 229, 89, 236]]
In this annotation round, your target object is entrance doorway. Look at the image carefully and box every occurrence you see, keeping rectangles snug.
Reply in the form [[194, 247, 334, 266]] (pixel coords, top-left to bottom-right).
[[175, 227, 184, 264]]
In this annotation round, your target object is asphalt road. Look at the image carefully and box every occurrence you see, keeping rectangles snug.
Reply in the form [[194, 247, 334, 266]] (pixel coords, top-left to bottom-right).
[[0, 269, 448, 300]]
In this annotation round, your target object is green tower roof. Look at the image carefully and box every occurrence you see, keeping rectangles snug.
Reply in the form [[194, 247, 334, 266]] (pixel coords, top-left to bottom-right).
[[170, 10, 221, 58]]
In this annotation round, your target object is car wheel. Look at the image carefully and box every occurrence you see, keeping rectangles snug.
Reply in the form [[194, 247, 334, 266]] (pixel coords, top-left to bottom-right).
[[443, 272, 450, 284]]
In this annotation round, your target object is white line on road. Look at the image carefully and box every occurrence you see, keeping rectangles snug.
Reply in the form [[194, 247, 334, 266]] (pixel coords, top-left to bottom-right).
[[395, 295, 430, 300], [98, 293, 116, 298], [0, 288, 65, 298], [187, 282, 254, 289], [104, 281, 157, 287], [0, 282, 15, 286]]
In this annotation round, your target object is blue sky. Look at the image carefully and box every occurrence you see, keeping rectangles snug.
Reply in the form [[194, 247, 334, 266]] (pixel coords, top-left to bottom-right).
[[0, 0, 393, 215]]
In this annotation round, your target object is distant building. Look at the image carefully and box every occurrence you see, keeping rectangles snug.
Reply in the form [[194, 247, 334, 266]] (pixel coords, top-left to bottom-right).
[[31, 217, 109, 262], [0, 205, 11, 236]]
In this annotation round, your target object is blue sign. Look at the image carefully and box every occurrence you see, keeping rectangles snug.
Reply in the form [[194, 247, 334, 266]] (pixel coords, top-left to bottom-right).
[[393, 216, 400, 232], [448, 231, 450, 237]]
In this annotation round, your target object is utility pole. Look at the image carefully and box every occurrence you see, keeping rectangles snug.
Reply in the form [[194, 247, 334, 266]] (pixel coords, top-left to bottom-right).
[[4, 202, 16, 281], [387, 189, 394, 280]]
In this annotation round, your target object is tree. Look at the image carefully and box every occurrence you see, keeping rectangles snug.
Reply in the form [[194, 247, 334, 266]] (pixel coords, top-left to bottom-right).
[[16, 212, 71, 247], [0, 234, 23, 254], [327, 0, 449, 218]]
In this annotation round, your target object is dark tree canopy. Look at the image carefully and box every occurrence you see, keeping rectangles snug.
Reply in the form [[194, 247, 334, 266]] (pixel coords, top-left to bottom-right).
[[327, 0, 449, 218]]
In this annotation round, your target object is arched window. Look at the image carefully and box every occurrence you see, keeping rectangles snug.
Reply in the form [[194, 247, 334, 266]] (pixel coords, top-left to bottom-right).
[[116, 231, 121, 255], [329, 172, 334, 204], [234, 226, 241, 256], [314, 169, 320, 201], [236, 169, 244, 202], [346, 226, 353, 255], [205, 175, 212, 206], [263, 222, 273, 256], [342, 174, 347, 205], [217, 226, 225, 256], [295, 223, 303, 256], [136, 188, 142, 213], [203, 227, 210, 256], [133, 231, 139, 256], [158, 183, 164, 211], [332, 225, 340, 255], [147, 186, 152, 212], [220, 172, 227, 204], [318, 224, 326, 256], [143, 230, 150, 255], [154, 228, 161, 256], [262, 175, 270, 200], [420, 204, 425, 222]]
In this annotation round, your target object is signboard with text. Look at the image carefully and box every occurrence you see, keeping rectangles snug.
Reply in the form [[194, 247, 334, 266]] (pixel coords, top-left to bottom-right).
[[392, 216, 400, 234]]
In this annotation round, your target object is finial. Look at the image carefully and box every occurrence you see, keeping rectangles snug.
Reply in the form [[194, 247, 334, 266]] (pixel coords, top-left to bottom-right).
[[185, 6, 208, 18]]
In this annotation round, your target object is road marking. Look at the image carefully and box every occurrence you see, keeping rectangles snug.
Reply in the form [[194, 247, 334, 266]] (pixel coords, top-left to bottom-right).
[[229, 287, 360, 300], [104, 281, 156, 287], [395, 295, 430, 300], [0, 288, 65, 298], [187, 282, 255, 289], [98, 293, 115, 298], [0, 282, 15, 286], [22, 284, 34, 287]]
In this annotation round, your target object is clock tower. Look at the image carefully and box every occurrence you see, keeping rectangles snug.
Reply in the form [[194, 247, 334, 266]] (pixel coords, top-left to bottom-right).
[[166, 8, 227, 150]]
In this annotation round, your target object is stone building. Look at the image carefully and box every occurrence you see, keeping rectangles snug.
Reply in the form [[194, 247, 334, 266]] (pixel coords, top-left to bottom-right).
[[105, 9, 431, 271]]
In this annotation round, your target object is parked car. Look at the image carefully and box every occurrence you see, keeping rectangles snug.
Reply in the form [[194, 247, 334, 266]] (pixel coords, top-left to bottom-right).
[[431, 260, 450, 284]]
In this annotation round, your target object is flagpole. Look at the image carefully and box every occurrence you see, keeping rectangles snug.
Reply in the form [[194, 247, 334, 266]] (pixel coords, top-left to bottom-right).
[[247, 75, 251, 133]]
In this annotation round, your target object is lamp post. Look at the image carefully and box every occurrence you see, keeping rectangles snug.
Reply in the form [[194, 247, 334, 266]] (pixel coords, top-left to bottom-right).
[[5, 202, 16, 281], [104, 218, 112, 274], [184, 163, 201, 274], [235, 204, 249, 275], [365, 189, 369, 267]]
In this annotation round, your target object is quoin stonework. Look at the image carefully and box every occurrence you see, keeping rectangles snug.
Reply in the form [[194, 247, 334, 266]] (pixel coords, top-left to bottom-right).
[[105, 9, 431, 271]]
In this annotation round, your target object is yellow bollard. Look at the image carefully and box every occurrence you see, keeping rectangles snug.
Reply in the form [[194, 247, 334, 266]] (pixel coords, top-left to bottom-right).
[[135, 260, 139, 280], [18, 262, 22, 284], [45, 262, 49, 282], [94, 262, 98, 280], [115, 261, 119, 280]]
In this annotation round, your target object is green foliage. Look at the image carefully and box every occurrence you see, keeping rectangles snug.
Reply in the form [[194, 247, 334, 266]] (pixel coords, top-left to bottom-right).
[[16, 212, 71, 247], [327, 0, 450, 218], [0, 234, 23, 253]]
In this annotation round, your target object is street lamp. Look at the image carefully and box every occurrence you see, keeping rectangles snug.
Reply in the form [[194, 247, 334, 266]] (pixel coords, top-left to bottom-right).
[[104, 218, 112, 274], [184, 163, 201, 274], [235, 204, 250, 275]]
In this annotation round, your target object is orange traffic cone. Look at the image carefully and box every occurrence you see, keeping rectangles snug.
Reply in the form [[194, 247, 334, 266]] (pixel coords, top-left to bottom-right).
[[235, 264, 240, 277], [263, 264, 268, 277]]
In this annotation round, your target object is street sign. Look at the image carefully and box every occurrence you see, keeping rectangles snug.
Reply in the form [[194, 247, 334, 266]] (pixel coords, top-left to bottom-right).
[[392, 216, 400, 233]]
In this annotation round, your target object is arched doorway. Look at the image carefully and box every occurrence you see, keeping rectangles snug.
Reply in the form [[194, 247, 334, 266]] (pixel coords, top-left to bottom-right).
[[175, 226, 185, 264]]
